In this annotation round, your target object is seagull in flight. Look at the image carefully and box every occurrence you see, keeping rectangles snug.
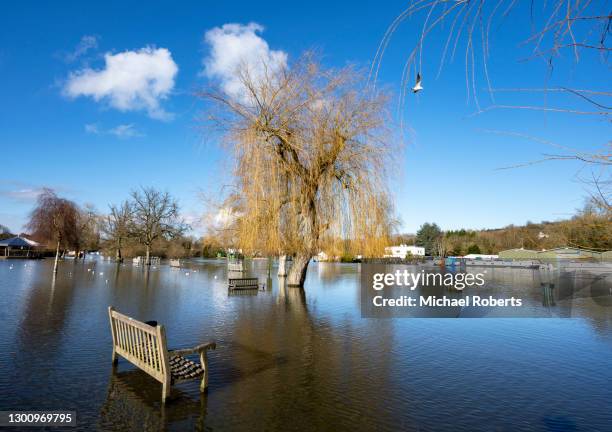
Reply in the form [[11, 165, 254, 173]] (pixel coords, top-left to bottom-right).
[[412, 73, 423, 93]]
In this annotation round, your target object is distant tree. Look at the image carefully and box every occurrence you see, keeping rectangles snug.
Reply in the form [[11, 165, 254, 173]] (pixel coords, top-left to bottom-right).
[[467, 244, 481, 255], [101, 201, 132, 262], [26, 189, 80, 273], [433, 236, 447, 258], [74, 204, 101, 258], [130, 187, 186, 265], [0, 224, 12, 240], [415, 223, 442, 256], [391, 233, 416, 245]]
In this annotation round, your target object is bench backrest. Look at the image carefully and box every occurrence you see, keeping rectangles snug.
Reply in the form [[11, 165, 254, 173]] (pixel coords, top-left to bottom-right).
[[108, 307, 170, 383], [228, 277, 258, 288]]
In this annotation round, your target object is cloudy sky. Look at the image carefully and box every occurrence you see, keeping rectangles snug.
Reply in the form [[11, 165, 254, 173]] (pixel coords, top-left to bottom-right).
[[1, 1, 608, 235]]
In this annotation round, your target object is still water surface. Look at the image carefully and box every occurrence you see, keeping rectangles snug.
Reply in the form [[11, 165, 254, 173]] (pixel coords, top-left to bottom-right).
[[0, 258, 611, 431]]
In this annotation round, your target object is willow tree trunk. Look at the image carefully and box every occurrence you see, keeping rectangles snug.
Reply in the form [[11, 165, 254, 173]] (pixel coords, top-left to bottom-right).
[[53, 240, 60, 273], [286, 253, 310, 286], [285, 196, 317, 286], [278, 254, 288, 277]]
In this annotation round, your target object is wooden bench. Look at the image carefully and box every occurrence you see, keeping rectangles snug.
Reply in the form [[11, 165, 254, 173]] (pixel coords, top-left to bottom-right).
[[108, 307, 216, 402], [228, 277, 259, 290]]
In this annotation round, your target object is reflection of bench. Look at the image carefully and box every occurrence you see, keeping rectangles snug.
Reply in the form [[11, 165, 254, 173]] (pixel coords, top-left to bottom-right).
[[228, 278, 259, 290], [228, 261, 244, 272], [108, 307, 216, 402]]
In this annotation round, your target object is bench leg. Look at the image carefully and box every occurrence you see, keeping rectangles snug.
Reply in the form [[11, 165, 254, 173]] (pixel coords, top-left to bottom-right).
[[162, 380, 171, 403], [199, 352, 209, 392]]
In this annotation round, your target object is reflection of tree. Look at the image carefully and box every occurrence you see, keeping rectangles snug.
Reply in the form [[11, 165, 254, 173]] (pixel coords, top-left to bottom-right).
[[212, 276, 400, 429], [314, 262, 360, 285], [99, 369, 208, 431], [562, 270, 612, 339], [9, 265, 79, 406], [15, 269, 76, 362]]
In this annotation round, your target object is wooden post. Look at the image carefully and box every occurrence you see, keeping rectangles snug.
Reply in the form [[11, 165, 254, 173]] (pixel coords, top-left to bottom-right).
[[53, 240, 60, 273], [199, 351, 209, 392], [108, 307, 118, 365], [278, 254, 287, 277], [157, 325, 172, 403]]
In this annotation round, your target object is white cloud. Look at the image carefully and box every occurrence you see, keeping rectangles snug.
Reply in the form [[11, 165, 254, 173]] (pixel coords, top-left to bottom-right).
[[85, 122, 143, 139], [0, 188, 45, 201], [202, 23, 287, 101], [65, 47, 178, 119], [84, 123, 100, 134], [65, 35, 98, 63], [108, 124, 143, 138], [0, 183, 53, 202]]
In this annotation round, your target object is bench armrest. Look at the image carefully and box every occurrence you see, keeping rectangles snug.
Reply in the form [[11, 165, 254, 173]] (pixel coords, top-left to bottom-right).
[[169, 341, 216, 356]]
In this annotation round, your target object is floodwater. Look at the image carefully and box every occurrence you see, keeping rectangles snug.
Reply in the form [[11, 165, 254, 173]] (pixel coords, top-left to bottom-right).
[[0, 258, 611, 431]]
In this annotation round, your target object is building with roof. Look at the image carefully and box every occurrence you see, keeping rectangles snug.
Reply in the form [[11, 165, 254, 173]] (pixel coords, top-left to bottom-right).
[[0, 236, 41, 258], [384, 244, 425, 258]]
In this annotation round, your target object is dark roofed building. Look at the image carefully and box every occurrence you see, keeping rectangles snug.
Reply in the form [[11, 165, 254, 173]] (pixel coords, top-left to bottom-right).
[[0, 236, 41, 258]]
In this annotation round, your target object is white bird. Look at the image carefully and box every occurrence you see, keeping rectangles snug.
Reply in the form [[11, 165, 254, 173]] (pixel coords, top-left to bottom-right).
[[412, 73, 423, 93]]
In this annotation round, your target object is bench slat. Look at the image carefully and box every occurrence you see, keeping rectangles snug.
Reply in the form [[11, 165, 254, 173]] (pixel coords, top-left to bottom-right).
[[228, 277, 259, 290]]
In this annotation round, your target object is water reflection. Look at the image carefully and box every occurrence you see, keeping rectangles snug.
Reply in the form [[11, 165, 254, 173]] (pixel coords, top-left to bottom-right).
[[99, 368, 208, 431], [0, 259, 610, 431]]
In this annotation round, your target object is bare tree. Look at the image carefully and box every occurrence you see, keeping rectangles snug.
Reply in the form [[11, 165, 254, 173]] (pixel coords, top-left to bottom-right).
[[26, 188, 80, 273], [374, 1, 610, 227], [372, 1, 610, 107], [101, 201, 132, 262], [130, 187, 186, 265], [434, 236, 448, 258], [73, 204, 101, 259], [0, 224, 12, 240], [373, 1, 610, 165], [200, 54, 398, 286]]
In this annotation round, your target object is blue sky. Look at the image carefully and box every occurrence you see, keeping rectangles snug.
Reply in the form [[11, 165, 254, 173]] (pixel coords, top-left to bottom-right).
[[1, 1, 609, 235]]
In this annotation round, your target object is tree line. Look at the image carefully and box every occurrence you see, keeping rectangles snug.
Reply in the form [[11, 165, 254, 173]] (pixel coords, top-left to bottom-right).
[[397, 203, 611, 257], [24, 187, 189, 272]]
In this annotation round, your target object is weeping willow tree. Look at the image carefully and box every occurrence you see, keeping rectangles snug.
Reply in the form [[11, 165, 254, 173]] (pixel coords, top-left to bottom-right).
[[201, 54, 398, 286]]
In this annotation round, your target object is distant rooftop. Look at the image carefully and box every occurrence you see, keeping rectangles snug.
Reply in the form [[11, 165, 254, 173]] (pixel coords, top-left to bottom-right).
[[0, 236, 40, 248]]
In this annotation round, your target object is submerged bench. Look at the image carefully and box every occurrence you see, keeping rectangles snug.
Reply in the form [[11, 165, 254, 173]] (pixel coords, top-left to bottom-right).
[[108, 307, 216, 402], [228, 277, 259, 290]]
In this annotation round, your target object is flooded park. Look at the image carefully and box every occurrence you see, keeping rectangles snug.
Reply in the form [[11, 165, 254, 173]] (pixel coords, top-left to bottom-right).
[[1, 258, 611, 431]]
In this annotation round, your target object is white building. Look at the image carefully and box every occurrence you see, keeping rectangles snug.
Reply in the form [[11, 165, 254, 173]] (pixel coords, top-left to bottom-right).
[[384, 244, 425, 258]]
